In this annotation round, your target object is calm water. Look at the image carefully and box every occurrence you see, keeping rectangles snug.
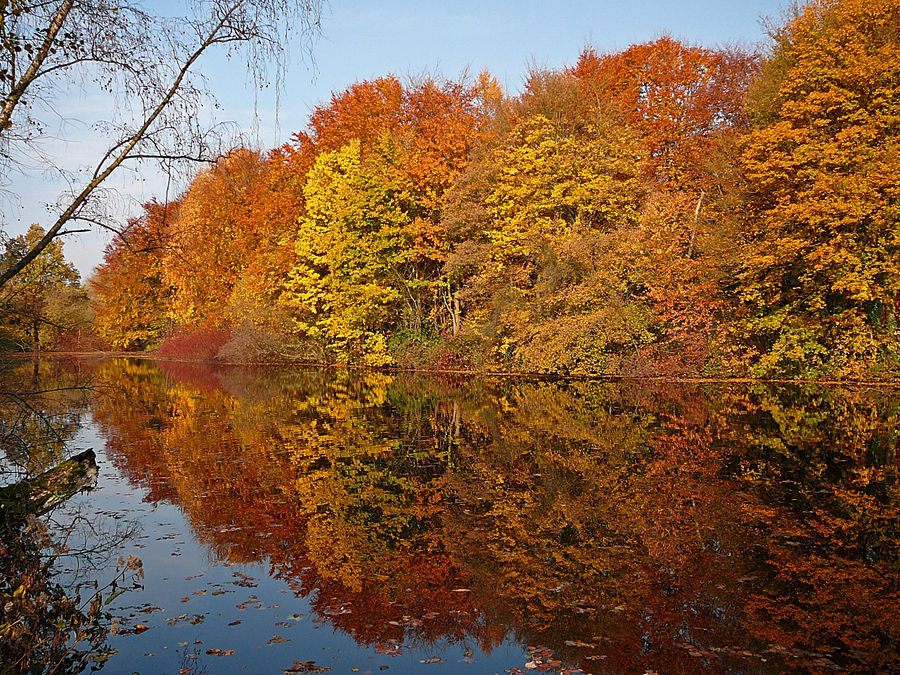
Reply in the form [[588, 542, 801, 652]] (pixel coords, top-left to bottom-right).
[[2, 357, 899, 674]]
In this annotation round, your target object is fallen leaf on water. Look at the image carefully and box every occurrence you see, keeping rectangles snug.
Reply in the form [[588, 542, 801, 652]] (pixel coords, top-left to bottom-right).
[[87, 649, 118, 663], [134, 624, 151, 633], [267, 634, 291, 645], [420, 657, 441, 664], [284, 661, 331, 673], [228, 620, 241, 626], [205, 649, 235, 656], [375, 642, 402, 656]]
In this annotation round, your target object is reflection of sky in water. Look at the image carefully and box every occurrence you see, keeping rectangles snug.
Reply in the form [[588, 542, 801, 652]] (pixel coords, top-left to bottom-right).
[[58, 421, 525, 675]]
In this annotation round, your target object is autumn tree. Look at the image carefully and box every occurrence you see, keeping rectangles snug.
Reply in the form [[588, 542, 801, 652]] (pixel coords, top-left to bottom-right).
[[444, 106, 650, 373], [0, 224, 80, 350], [280, 73, 496, 361], [163, 149, 266, 326], [223, 145, 310, 335], [562, 40, 760, 374], [281, 141, 408, 365], [569, 37, 758, 185], [91, 200, 176, 350], [732, 0, 900, 378]]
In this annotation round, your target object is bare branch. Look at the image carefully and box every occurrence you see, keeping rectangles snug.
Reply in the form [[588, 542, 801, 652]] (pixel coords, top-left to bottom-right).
[[0, 0, 75, 133], [0, 0, 324, 287]]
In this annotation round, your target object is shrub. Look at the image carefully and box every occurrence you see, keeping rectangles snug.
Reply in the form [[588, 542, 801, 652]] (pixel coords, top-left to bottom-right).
[[156, 325, 232, 361]]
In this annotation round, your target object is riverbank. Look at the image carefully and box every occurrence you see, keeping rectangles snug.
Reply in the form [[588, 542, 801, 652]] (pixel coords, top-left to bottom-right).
[[5, 350, 900, 388]]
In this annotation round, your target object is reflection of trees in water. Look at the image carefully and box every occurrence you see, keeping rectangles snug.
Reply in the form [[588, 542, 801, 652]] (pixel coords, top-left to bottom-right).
[[0, 357, 142, 673], [0, 358, 94, 480], [91, 358, 900, 673]]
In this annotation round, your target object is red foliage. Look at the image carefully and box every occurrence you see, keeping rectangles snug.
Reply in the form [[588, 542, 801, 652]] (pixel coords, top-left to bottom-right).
[[155, 324, 233, 361], [429, 335, 478, 372]]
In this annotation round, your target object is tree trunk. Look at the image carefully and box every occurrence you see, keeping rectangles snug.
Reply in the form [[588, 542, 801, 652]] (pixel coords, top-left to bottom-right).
[[0, 450, 98, 527]]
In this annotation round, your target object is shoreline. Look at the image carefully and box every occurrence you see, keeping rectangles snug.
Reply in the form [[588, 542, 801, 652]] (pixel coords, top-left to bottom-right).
[[4, 350, 900, 388]]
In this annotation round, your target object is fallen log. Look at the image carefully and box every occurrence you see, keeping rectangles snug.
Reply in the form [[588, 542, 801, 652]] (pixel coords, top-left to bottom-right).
[[0, 449, 98, 525]]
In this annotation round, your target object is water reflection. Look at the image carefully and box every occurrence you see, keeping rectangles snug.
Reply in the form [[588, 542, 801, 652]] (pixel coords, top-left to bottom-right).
[[0, 357, 143, 674], [81, 360, 900, 672]]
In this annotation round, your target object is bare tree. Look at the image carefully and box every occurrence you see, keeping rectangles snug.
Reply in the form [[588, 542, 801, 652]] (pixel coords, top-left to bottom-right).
[[0, 0, 325, 288]]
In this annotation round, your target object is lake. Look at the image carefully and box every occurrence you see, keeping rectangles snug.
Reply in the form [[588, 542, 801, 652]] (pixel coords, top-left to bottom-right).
[[1, 357, 898, 674]]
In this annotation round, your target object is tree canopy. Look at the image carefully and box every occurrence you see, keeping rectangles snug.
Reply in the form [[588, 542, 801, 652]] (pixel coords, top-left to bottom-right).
[[83, 0, 900, 381]]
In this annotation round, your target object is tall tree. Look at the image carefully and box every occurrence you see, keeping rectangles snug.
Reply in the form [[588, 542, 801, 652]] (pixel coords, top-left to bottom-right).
[[733, 0, 900, 378], [289, 74, 494, 338], [281, 141, 409, 365], [163, 149, 265, 326], [91, 200, 175, 350]]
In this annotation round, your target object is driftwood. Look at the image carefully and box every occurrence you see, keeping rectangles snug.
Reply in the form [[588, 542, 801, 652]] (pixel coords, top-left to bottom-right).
[[0, 449, 97, 525]]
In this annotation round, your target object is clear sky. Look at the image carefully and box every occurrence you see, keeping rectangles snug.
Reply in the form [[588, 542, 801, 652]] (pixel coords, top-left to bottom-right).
[[4, 0, 788, 278]]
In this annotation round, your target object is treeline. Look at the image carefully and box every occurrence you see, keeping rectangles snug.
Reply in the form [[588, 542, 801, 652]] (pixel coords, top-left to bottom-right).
[[86, 0, 899, 379]]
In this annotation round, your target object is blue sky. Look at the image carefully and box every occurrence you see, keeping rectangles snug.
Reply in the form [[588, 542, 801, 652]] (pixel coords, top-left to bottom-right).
[[256, 0, 787, 144], [4, 0, 788, 277]]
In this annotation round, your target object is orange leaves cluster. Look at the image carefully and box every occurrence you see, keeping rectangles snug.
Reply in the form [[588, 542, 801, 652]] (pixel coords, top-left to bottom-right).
[[569, 37, 759, 185]]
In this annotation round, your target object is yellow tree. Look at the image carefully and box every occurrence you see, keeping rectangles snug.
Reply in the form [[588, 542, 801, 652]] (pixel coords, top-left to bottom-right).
[[281, 141, 412, 365], [0, 224, 80, 350], [455, 113, 647, 372]]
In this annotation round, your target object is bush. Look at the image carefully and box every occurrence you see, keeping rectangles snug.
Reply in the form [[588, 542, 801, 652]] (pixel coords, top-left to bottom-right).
[[156, 325, 232, 361], [389, 330, 481, 371]]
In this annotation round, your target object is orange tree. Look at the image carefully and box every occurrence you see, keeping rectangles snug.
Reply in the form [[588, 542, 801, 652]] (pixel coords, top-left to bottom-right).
[[732, 0, 900, 378], [91, 201, 176, 350]]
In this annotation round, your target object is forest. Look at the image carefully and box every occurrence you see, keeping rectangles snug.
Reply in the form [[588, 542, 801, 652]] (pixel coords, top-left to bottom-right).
[[3, 0, 899, 380]]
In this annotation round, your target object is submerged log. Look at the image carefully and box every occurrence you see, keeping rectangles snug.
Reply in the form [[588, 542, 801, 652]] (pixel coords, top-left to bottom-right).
[[0, 449, 98, 525]]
